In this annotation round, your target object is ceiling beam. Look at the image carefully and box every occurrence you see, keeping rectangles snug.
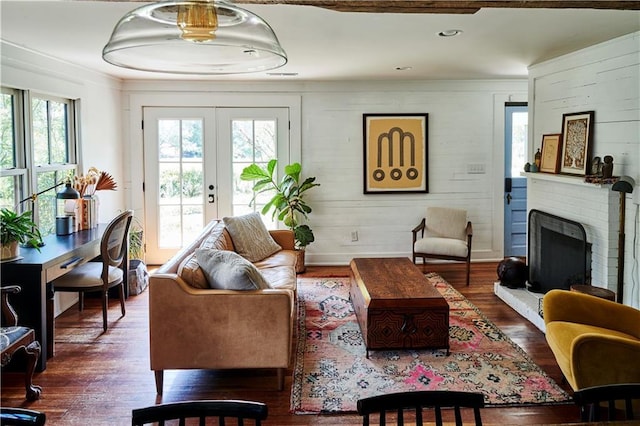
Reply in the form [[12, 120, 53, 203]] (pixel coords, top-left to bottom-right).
[[236, 0, 640, 13], [94, 0, 640, 13]]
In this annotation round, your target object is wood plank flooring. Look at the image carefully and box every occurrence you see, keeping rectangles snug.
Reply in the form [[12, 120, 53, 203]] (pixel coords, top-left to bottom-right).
[[1, 262, 582, 425]]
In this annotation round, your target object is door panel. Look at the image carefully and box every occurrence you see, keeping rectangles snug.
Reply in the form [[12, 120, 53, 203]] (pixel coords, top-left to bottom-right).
[[504, 105, 528, 257], [143, 107, 217, 264]]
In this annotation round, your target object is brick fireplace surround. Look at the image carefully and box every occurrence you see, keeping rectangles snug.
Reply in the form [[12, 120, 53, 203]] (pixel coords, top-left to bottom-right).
[[495, 172, 622, 331]]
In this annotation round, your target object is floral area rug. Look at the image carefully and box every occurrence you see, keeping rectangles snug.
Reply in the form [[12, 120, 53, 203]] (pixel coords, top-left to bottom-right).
[[290, 274, 571, 414]]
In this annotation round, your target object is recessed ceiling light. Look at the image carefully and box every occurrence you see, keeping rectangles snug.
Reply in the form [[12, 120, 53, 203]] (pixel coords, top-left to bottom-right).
[[438, 29, 463, 37], [395, 66, 412, 71]]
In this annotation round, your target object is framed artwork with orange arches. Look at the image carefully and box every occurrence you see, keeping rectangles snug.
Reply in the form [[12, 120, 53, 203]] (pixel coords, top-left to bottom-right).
[[363, 113, 428, 194]]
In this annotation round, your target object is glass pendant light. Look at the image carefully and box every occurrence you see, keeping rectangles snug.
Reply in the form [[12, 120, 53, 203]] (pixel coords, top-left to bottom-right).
[[102, 0, 287, 74]]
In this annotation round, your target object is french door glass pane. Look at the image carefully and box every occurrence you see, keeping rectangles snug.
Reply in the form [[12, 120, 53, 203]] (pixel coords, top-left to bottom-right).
[[231, 118, 277, 228], [157, 118, 204, 248]]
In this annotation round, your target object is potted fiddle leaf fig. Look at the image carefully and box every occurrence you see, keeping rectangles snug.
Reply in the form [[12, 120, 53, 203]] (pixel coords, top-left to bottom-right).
[[240, 159, 320, 272], [1, 208, 42, 260]]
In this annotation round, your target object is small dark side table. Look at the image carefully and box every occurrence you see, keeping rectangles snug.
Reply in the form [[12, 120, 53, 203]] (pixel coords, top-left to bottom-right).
[[570, 284, 616, 302]]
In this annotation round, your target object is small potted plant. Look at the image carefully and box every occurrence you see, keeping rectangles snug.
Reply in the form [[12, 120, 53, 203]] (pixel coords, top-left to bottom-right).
[[1, 208, 42, 260], [240, 159, 320, 272]]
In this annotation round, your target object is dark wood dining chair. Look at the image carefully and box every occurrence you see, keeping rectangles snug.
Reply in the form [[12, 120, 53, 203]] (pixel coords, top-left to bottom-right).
[[357, 390, 484, 426], [573, 383, 640, 421], [0, 407, 46, 425], [0, 286, 42, 401], [131, 400, 268, 425], [52, 210, 133, 332]]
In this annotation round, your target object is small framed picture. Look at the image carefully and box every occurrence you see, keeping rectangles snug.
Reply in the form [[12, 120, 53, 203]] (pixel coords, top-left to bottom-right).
[[540, 133, 562, 173], [559, 111, 594, 176]]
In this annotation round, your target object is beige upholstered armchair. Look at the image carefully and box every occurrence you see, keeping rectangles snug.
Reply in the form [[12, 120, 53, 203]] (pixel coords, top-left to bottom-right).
[[412, 207, 473, 285]]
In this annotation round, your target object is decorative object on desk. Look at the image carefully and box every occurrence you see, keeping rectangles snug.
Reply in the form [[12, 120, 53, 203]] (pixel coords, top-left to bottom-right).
[[362, 113, 429, 194], [559, 111, 594, 176], [15, 179, 75, 244], [73, 167, 118, 230], [0, 208, 42, 260], [291, 276, 572, 414], [55, 180, 81, 235], [540, 133, 562, 174], [529, 163, 539, 173], [240, 159, 320, 272], [524, 162, 531, 172], [611, 175, 635, 304], [601, 155, 614, 178]]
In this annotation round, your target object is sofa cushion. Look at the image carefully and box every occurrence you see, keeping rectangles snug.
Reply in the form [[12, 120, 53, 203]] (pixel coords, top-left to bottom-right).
[[223, 212, 281, 262], [177, 253, 209, 289], [195, 248, 270, 290]]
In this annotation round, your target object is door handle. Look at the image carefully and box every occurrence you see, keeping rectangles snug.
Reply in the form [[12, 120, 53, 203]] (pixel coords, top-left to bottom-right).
[[506, 194, 512, 205], [208, 194, 215, 203]]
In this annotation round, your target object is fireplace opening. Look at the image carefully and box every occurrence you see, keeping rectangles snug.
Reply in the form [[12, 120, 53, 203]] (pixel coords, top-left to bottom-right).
[[528, 209, 591, 294]]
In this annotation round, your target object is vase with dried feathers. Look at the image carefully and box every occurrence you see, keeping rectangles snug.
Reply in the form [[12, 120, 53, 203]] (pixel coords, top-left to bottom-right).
[[73, 167, 117, 230]]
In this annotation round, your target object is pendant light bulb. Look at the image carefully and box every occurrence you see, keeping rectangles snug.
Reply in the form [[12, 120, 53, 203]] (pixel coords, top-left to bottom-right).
[[177, 2, 218, 42]]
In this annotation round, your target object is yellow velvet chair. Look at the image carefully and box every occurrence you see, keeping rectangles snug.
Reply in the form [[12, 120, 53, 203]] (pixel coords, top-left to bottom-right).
[[543, 289, 640, 391]]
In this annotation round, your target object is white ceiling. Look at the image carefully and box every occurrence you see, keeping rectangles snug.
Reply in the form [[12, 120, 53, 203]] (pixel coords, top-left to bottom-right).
[[1, 1, 639, 81]]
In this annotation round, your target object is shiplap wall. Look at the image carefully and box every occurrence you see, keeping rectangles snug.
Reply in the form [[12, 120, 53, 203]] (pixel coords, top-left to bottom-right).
[[122, 80, 528, 265], [300, 83, 523, 265], [528, 32, 640, 307]]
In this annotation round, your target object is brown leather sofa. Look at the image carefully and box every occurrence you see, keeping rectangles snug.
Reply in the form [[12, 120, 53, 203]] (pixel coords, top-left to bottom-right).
[[149, 219, 297, 395]]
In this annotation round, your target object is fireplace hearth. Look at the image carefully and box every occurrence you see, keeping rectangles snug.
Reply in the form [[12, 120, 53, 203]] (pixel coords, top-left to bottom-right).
[[527, 209, 591, 293]]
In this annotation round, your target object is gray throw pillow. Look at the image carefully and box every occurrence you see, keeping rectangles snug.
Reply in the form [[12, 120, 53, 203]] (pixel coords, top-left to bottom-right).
[[195, 248, 270, 290], [222, 212, 282, 262]]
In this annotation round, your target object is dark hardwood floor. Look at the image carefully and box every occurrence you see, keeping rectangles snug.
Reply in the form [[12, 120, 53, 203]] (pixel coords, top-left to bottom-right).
[[1, 262, 583, 425]]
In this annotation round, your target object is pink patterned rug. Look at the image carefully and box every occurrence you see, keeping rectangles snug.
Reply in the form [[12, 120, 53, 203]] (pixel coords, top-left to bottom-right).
[[290, 274, 571, 414]]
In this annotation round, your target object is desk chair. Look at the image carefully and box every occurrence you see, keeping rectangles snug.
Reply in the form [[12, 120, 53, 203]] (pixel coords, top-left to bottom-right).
[[52, 210, 133, 332], [573, 383, 640, 421], [357, 390, 484, 426], [0, 407, 46, 425], [131, 400, 268, 425], [1, 286, 42, 401], [412, 207, 473, 285]]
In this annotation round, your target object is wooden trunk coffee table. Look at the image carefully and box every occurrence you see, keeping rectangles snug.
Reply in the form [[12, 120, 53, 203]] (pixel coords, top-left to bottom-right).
[[349, 257, 450, 357]]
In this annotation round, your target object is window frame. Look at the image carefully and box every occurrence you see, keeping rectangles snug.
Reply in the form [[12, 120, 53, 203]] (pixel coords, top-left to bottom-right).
[[0, 86, 79, 235]]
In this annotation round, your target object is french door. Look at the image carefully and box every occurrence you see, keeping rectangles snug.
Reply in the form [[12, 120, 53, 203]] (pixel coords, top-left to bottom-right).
[[143, 106, 289, 264]]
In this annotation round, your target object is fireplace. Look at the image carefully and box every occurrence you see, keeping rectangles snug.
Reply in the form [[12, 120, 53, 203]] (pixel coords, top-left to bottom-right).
[[527, 209, 591, 294]]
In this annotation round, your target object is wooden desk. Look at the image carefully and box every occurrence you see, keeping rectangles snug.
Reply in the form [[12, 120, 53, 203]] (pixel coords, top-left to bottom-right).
[[1, 225, 107, 371]]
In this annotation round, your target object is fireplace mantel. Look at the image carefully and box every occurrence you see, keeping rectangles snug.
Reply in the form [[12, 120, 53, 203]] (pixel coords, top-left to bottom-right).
[[521, 172, 611, 188]]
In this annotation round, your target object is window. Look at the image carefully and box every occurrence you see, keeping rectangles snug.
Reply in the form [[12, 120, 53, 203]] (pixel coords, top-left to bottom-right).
[[0, 88, 78, 236]]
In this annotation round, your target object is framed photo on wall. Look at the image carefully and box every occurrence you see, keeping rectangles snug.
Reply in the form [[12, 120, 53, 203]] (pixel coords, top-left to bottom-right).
[[363, 113, 428, 194], [559, 111, 594, 175], [540, 133, 562, 173]]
